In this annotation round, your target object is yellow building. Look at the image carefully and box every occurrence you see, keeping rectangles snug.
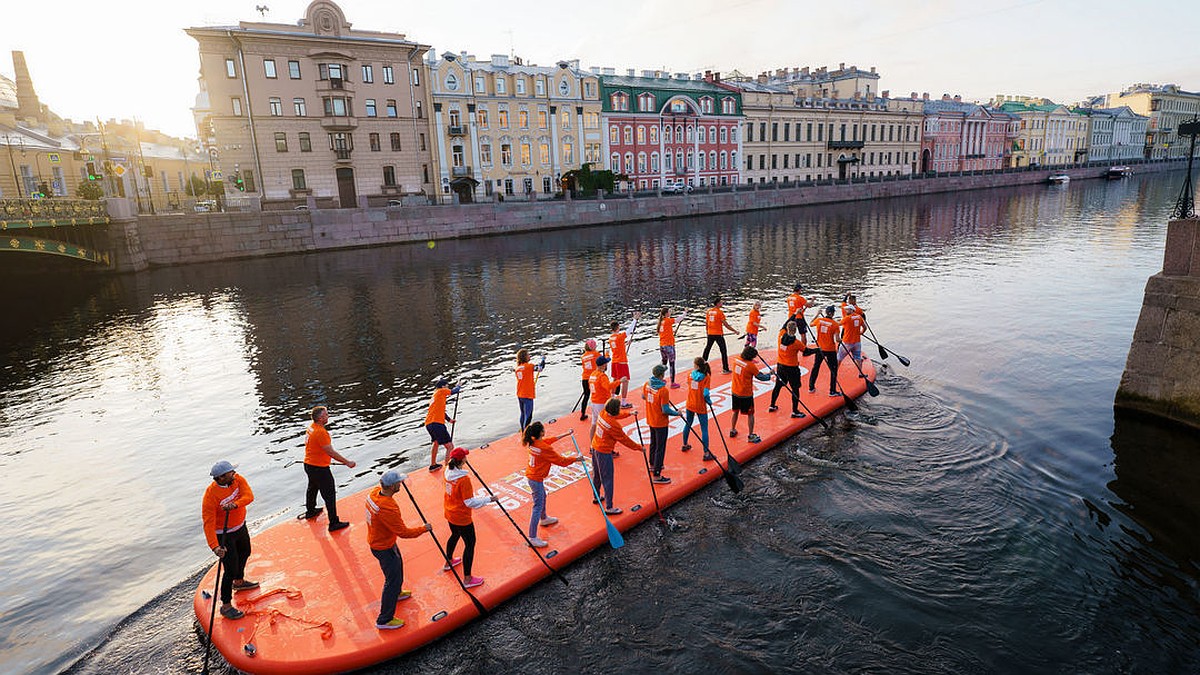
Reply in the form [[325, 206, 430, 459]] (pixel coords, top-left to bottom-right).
[[994, 96, 1089, 167], [1104, 83, 1200, 159], [425, 51, 602, 202]]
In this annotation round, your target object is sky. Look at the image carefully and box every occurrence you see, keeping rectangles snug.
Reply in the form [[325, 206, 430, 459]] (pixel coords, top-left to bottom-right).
[[2, 0, 1197, 139]]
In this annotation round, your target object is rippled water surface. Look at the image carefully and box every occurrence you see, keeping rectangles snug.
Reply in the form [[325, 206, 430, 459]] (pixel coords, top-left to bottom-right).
[[3, 174, 1199, 674]]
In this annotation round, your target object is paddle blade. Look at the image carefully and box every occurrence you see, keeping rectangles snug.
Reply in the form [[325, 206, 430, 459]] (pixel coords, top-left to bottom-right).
[[866, 380, 880, 397], [605, 521, 625, 549], [877, 344, 890, 360], [725, 468, 745, 493], [897, 354, 911, 367], [727, 454, 742, 475], [842, 392, 859, 412]]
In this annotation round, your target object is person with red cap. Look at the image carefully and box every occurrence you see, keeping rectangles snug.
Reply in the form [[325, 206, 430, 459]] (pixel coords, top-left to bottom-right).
[[202, 460, 258, 621], [442, 447, 498, 588], [522, 422, 580, 547], [365, 470, 432, 630]]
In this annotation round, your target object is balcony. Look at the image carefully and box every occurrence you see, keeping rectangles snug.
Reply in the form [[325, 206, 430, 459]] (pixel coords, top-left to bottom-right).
[[333, 148, 353, 162], [451, 166, 473, 177], [320, 115, 358, 131], [447, 125, 466, 136], [827, 140, 865, 150], [316, 77, 354, 94]]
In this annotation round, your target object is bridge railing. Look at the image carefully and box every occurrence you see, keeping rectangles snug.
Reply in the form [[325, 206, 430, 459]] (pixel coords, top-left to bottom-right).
[[0, 198, 110, 227]]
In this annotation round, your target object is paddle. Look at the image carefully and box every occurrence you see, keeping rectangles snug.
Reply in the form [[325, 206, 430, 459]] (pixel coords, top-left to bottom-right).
[[533, 355, 547, 385], [397, 478, 488, 617], [754, 354, 830, 431], [448, 382, 463, 443], [567, 433, 625, 549], [861, 316, 911, 367], [201, 509, 230, 675], [706, 399, 742, 475], [843, 351, 880, 397], [463, 458, 571, 584], [631, 411, 666, 524], [670, 402, 743, 493], [806, 324, 858, 413]]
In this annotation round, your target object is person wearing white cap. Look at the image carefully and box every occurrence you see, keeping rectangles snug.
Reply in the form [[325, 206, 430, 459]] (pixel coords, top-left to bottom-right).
[[201, 461, 258, 620], [365, 470, 431, 630]]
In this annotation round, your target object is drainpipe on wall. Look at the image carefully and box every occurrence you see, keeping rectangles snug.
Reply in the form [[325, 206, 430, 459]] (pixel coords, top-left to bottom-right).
[[228, 30, 265, 199]]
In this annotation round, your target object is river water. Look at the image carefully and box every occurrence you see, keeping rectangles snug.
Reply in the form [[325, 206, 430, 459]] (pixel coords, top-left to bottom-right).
[[3, 173, 1198, 674]]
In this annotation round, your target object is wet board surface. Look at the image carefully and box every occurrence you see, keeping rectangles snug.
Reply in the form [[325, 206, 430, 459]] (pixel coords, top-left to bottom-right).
[[194, 350, 877, 674]]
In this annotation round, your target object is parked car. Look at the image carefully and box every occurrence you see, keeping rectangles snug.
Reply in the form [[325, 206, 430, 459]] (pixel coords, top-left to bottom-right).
[[193, 200, 217, 212], [662, 181, 693, 194]]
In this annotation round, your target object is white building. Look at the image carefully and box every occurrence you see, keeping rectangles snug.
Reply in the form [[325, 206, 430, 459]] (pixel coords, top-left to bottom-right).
[[1081, 106, 1149, 162]]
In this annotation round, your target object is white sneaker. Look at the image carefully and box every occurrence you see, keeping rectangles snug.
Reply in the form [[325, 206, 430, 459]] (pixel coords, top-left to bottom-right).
[[539, 516, 558, 526], [528, 537, 548, 548]]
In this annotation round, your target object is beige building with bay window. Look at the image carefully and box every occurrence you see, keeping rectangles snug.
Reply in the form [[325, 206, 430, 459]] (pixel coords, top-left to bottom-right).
[[425, 51, 602, 202], [186, 0, 435, 207]]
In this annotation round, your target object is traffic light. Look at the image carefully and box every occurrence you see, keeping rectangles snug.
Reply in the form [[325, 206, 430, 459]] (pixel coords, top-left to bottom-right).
[[234, 172, 245, 191], [86, 162, 101, 181]]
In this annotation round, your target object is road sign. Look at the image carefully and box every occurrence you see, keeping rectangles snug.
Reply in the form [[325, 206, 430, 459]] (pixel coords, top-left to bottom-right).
[[48, 153, 60, 163], [211, 170, 223, 181], [113, 164, 127, 177]]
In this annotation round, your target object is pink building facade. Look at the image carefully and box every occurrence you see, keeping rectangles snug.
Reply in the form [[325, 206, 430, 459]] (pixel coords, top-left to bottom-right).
[[919, 95, 1018, 173]]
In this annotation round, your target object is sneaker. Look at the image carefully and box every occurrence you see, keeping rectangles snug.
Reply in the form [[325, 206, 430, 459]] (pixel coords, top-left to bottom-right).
[[397, 589, 413, 601], [376, 618, 405, 630], [669, 382, 681, 389], [603, 506, 623, 515], [463, 576, 485, 589], [442, 557, 462, 572], [579, 414, 588, 421], [651, 475, 672, 484], [220, 606, 245, 620], [328, 521, 350, 533], [297, 507, 324, 520], [680, 444, 692, 452], [428, 463, 442, 471], [232, 580, 260, 592], [539, 516, 558, 526], [529, 537, 549, 548], [728, 429, 738, 438], [703, 452, 716, 461], [768, 405, 779, 413], [791, 411, 806, 418], [591, 497, 600, 504], [828, 391, 839, 397], [620, 402, 634, 409], [747, 434, 762, 443], [808, 387, 816, 394], [722, 369, 733, 374]]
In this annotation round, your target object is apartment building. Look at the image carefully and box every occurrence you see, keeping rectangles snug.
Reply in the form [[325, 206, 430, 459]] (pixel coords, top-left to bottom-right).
[[918, 94, 1018, 172], [994, 96, 1089, 167], [1103, 83, 1200, 159], [1076, 106, 1148, 162]]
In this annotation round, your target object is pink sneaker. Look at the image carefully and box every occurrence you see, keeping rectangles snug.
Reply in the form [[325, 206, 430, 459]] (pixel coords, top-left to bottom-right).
[[669, 382, 681, 389], [463, 576, 484, 589], [442, 557, 462, 572]]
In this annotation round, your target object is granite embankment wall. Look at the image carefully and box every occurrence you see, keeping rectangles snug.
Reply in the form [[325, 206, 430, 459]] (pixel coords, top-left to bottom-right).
[[108, 161, 1185, 272], [1116, 217, 1200, 430]]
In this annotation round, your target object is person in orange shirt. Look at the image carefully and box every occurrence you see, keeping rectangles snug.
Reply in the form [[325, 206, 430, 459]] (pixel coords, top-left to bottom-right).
[[442, 447, 499, 589], [703, 296, 738, 373], [608, 312, 640, 408], [365, 470, 432, 630], [768, 321, 806, 418], [424, 378, 461, 471], [809, 306, 843, 396], [515, 348, 544, 432], [202, 460, 258, 621], [786, 284, 816, 346], [840, 292, 864, 319], [590, 397, 643, 514], [728, 346, 773, 443], [680, 357, 716, 460], [642, 364, 684, 483], [656, 307, 684, 388], [579, 339, 600, 421], [523, 422, 580, 547], [838, 302, 866, 365], [302, 406, 357, 532], [588, 356, 622, 441], [744, 301, 763, 348]]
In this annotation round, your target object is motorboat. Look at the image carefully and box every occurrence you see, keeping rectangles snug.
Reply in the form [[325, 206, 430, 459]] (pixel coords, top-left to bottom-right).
[[1047, 173, 1070, 184], [1106, 166, 1133, 179]]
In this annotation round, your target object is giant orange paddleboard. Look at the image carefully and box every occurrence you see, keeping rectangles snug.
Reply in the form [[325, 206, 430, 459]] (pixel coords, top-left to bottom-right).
[[194, 350, 876, 673]]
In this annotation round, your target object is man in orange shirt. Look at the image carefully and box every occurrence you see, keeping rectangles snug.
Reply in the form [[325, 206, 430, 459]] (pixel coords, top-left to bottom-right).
[[588, 356, 621, 441], [808, 306, 842, 397], [702, 296, 738, 373], [728, 346, 773, 443], [608, 312, 640, 408], [424, 379, 461, 471], [787, 284, 816, 346], [202, 461, 258, 621], [365, 470, 432, 630], [579, 339, 600, 421], [302, 406, 357, 532], [590, 397, 643, 514], [642, 364, 684, 483]]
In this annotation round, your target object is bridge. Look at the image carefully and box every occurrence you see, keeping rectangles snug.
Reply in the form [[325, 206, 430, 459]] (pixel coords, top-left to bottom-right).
[[0, 198, 112, 265]]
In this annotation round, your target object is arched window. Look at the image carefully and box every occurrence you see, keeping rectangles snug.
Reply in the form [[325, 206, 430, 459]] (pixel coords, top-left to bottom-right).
[[676, 125, 683, 140], [709, 126, 717, 143], [637, 125, 646, 144], [686, 126, 694, 143], [649, 126, 658, 144], [665, 152, 673, 169], [709, 151, 717, 170], [720, 151, 728, 169], [623, 126, 633, 144], [730, 151, 737, 169], [610, 152, 621, 171], [730, 127, 738, 143], [609, 125, 619, 144], [610, 92, 629, 111], [664, 126, 673, 143], [651, 152, 660, 171], [676, 150, 683, 169], [637, 152, 647, 173], [698, 126, 706, 143], [687, 151, 694, 169], [624, 152, 634, 173], [698, 152, 706, 170], [638, 93, 656, 112], [699, 96, 714, 113], [720, 127, 728, 143]]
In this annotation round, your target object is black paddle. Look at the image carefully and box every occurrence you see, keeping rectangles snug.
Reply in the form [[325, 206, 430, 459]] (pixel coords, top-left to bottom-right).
[[706, 399, 742, 475], [397, 478, 488, 617], [861, 316, 911, 367], [463, 459, 571, 584], [806, 324, 859, 413], [448, 382, 463, 443], [631, 411, 666, 524], [754, 354, 830, 431], [671, 402, 743, 493], [842, 349, 880, 397], [202, 508, 230, 675]]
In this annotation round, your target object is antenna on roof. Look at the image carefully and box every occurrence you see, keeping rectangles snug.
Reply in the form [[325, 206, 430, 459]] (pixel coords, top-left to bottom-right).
[[506, 29, 515, 59], [255, 5, 269, 19]]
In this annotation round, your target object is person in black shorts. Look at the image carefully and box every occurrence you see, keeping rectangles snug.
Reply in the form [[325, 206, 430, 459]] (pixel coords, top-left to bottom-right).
[[728, 346, 773, 443]]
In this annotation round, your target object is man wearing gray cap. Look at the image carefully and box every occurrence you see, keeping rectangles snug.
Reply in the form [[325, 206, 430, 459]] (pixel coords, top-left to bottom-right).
[[201, 461, 258, 620], [365, 470, 432, 630]]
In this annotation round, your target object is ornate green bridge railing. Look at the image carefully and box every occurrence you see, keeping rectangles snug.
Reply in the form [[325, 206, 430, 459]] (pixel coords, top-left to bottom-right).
[[4, 234, 109, 264], [0, 199, 110, 230]]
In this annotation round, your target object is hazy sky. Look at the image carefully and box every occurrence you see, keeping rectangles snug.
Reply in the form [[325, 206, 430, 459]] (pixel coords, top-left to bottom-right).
[[2, 0, 1197, 139]]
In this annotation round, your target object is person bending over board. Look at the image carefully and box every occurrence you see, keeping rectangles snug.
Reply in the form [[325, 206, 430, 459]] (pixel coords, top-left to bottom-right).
[[202, 460, 258, 621], [522, 422, 580, 547], [424, 379, 461, 471], [809, 306, 842, 397], [366, 470, 432, 630], [302, 406, 356, 532], [442, 447, 498, 588], [591, 397, 643, 514]]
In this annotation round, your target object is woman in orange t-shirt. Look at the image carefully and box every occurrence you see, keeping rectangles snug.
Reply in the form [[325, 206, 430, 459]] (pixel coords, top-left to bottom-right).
[[656, 307, 684, 388], [515, 348, 543, 432], [769, 321, 806, 418], [680, 357, 715, 460], [744, 301, 762, 348], [442, 447, 498, 588], [579, 339, 599, 421], [522, 422, 579, 547]]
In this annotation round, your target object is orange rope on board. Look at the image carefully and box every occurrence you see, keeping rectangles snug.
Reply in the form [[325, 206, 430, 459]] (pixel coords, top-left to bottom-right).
[[237, 587, 335, 644]]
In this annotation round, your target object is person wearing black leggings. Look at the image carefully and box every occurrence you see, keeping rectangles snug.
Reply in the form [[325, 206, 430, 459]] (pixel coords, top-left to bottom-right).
[[442, 447, 497, 588], [768, 321, 806, 418]]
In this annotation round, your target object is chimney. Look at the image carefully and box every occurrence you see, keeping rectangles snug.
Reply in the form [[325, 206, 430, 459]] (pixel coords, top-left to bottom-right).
[[911, 91, 918, 99], [627, 68, 635, 77], [923, 92, 929, 100], [12, 51, 41, 120], [491, 54, 509, 67], [882, 89, 889, 98], [713, 71, 721, 83], [953, 95, 961, 102], [802, 67, 810, 76], [870, 66, 876, 74], [757, 72, 768, 84], [642, 70, 655, 77], [942, 93, 951, 101], [839, 62, 845, 70]]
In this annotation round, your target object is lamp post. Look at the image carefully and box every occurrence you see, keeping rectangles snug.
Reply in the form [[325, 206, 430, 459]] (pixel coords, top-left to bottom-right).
[[1173, 117, 1199, 219]]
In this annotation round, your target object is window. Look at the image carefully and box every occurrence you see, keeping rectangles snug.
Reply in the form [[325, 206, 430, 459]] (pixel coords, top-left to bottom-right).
[[562, 140, 574, 164], [481, 143, 492, 164], [268, 97, 282, 116], [501, 143, 513, 165], [225, 58, 237, 78], [475, 76, 485, 93], [625, 153, 635, 173], [449, 109, 461, 127], [637, 126, 646, 144], [639, 93, 656, 112], [536, 78, 545, 96], [611, 153, 621, 170], [710, 151, 717, 169], [419, 133, 426, 151], [231, 97, 243, 116], [294, 98, 307, 116], [478, 108, 489, 128], [423, 165, 430, 183], [390, 132, 401, 151], [326, 63, 344, 81], [585, 112, 600, 128], [519, 110, 529, 128], [496, 77, 506, 94], [383, 166, 396, 186], [386, 99, 397, 117], [291, 169, 306, 190], [650, 151, 659, 171], [586, 143, 601, 163], [369, 133, 381, 151], [383, 65, 394, 84], [561, 110, 571, 129], [784, 124, 790, 142], [498, 109, 508, 127], [610, 92, 629, 111], [720, 127, 728, 143], [772, 123, 778, 142], [638, 152, 647, 173], [624, 126, 633, 144], [665, 126, 673, 143], [365, 99, 377, 117], [540, 142, 550, 165], [516, 78, 526, 95], [559, 79, 570, 96], [274, 132, 287, 152], [288, 60, 301, 79], [264, 59, 277, 79], [445, 73, 459, 91], [362, 65, 373, 83], [537, 110, 547, 129], [543, 176, 552, 193], [411, 68, 420, 86], [698, 126, 706, 143], [609, 125, 619, 144], [452, 144, 464, 167], [504, 178, 514, 195], [585, 81, 596, 98], [299, 132, 312, 152], [520, 142, 532, 165], [720, 151, 728, 170], [328, 132, 353, 152], [650, 126, 658, 144], [746, 124, 753, 143], [323, 97, 349, 116]]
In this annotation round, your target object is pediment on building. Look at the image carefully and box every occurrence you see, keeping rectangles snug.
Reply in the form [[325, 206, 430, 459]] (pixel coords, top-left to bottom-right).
[[301, 1, 352, 37]]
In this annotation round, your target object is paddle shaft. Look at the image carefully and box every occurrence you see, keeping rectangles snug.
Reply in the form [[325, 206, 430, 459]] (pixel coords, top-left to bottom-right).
[[463, 460, 571, 584], [202, 508, 231, 675], [567, 434, 625, 548], [755, 354, 829, 430], [449, 388, 462, 443], [631, 412, 666, 524], [669, 402, 742, 492], [706, 399, 742, 475], [861, 316, 911, 366], [397, 480, 488, 617]]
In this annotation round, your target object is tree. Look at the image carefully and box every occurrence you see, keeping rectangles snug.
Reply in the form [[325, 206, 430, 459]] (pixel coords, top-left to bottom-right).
[[565, 163, 621, 197], [185, 175, 208, 197], [76, 181, 104, 200]]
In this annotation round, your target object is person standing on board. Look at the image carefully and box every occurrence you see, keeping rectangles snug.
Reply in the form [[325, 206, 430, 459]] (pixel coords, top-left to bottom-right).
[[840, 293, 864, 320], [424, 379, 461, 471], [302, 406, 356, 532], [202, 460, 259, 621], [768, 321, 806, 418], [702, 296, 738, 373], [656, 307, 683, 388], [442, 447, 498, 588], [643, 364, 684, 483], [787, 284, 815, 347], [580, 339, 600, 421], [588, 356, 620, 441], [591, 397, 643, 514], [523, 421, 579, 547], [744, 301, 763, 348], [515, 349, 544, 432], [680, 357, 716, 460], [809, 306, 842, 396], [608, 312, 640, 408], [838, 301, 866, 366], [728, 346, 773, 443], [365, 470, 431, 630]]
